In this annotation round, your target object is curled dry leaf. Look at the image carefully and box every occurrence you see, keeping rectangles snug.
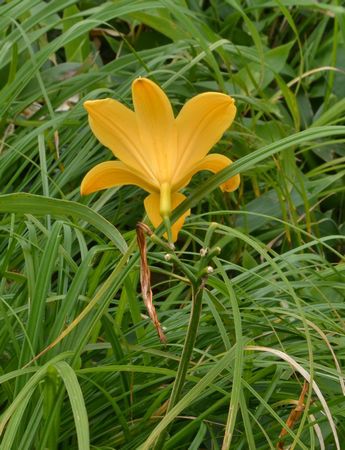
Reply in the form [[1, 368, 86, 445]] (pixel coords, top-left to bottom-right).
[[136, 222, 167, 343], [277, 381, 308, 450]]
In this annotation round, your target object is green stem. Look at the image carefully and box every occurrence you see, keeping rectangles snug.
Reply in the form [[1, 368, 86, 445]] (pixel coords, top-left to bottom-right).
[[160, 182, 173, 243], [153, 281, 204, 449], [162, 215, 173, 244]]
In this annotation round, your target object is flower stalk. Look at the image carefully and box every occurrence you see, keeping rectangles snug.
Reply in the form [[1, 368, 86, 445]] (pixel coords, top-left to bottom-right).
[[153, 282, 204, 450], [152, 245, 221, 449]]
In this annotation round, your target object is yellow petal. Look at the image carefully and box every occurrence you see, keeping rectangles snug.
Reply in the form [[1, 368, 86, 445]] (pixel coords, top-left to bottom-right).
[[80, 161, 156, 196], [174, 153, 240, 192], [174, 92, 236, 183], [84, 99, 158, 186], [144, 192, 190, 242], [132, 78, 176, 182]]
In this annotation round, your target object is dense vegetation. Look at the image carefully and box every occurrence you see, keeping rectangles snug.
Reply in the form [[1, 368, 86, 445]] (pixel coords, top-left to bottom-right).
[[0, 1, 345, 448]]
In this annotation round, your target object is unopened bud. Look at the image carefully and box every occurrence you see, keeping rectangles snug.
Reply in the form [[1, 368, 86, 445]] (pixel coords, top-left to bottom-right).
[[164, 253, 172, 261], [206, 266, 213, 274], [200, 247, 208, 257]]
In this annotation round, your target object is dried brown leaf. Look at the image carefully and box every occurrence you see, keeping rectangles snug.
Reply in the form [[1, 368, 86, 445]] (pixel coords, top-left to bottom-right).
[[277, 381, 308, 449], [136, 222, 166, 343]]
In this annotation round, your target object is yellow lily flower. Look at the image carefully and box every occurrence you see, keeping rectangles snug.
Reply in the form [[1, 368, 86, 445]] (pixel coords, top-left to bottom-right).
[[80, 78, 240, 241]]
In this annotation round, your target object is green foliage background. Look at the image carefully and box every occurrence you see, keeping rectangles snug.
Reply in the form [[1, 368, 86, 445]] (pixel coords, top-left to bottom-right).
[[0, 0, 345, 448]]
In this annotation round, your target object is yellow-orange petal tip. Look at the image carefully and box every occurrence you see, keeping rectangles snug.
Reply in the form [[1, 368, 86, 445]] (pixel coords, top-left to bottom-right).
[[83, 100, 94, 112], [220, 174, 241, 192]]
